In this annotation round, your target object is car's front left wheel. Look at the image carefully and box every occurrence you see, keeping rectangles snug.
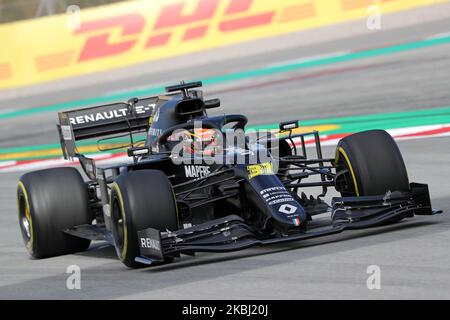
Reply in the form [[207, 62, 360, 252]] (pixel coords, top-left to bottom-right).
[[334, 129, 410, 197]]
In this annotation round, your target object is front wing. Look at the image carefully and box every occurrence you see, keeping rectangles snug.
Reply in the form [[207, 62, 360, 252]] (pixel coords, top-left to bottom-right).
[[135, 183, 441, 265]]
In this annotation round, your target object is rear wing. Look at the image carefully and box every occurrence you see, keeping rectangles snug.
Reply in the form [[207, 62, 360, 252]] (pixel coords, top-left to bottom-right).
[[57, 95, 173, 175]]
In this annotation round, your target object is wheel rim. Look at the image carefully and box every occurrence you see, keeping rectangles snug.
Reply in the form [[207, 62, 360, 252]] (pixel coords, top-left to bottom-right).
[[17, 192, 32, 247], [335, 148, 359, 196], [112, 197, 125, 252]]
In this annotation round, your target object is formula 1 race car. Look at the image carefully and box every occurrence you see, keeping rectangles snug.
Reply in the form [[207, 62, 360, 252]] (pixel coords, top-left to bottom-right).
[[16, 81, 441, 268]]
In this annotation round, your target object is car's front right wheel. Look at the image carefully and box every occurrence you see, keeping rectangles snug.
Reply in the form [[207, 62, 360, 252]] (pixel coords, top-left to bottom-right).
[[110, 170, 179, 268]]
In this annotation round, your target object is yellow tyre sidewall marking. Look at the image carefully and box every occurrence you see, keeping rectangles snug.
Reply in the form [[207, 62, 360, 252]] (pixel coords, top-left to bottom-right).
[[336, 147, 360, 196], [17, 181, 34, 254], [111, 183, 128, 262]]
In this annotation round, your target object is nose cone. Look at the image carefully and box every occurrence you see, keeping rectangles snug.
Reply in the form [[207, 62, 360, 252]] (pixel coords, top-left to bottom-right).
[[269, 201, 308, 227], [245, 169, 308, 228]]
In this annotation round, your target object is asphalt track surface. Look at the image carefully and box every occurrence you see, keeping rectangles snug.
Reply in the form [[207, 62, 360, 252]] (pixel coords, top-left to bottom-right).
[[0, 18, 449, 299]]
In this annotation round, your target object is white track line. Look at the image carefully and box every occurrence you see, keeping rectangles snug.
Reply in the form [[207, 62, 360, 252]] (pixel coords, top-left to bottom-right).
[[426, 32, 450, 40]]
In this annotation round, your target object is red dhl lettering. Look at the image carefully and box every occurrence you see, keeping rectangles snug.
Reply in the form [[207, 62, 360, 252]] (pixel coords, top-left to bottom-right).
[[219, 12, 275, 32], [75, 0, 274, 62], [225, 0, 254, 15], [153, 0, 220, 30], [76, 13, 145, 61]]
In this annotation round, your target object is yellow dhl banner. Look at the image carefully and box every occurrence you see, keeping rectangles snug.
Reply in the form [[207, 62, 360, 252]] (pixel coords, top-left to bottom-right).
[[0, 0, 446, 90]]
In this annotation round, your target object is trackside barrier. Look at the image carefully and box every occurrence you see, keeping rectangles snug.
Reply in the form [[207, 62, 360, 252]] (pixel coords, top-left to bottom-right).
[[0, 0, 447, 89]]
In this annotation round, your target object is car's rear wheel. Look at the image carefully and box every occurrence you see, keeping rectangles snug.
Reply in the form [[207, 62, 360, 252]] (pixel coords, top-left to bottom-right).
[[17, 167, 92, 258], [335, 129, 410, 197], [110, 170, 179, 268]]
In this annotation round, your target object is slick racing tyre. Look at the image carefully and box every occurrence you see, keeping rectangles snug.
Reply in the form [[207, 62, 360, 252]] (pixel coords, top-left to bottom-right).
[[110, 170, 179, 268], [335, 129, 410, 197], [17, 167, 92, 258]]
